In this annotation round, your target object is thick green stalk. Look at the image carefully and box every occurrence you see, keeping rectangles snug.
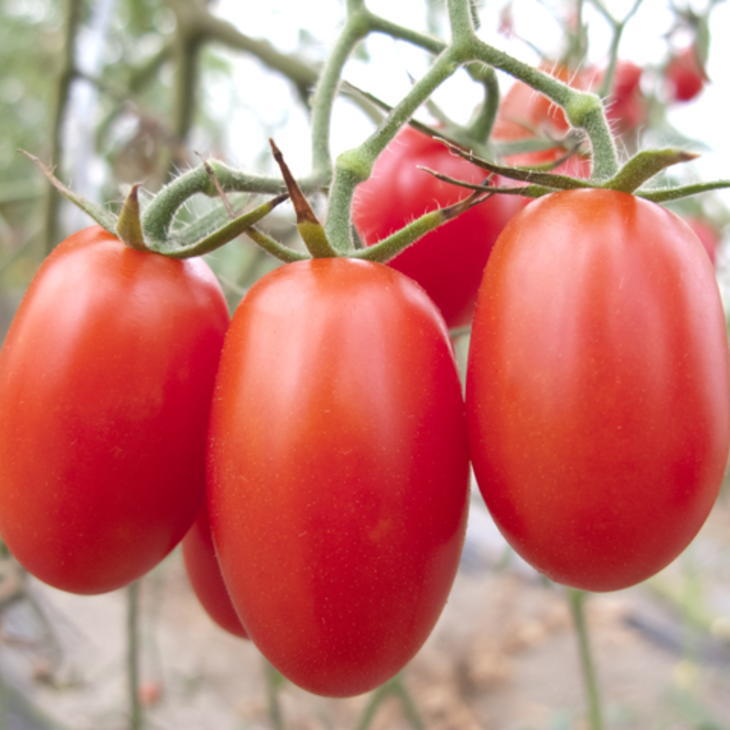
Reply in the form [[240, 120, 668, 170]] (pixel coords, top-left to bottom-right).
[[325, 47, 463, 251], [309, 6, 370, 179], [458, 36, 619, 180], [447, 0, 475, 40], [141, 161, 302, 243]]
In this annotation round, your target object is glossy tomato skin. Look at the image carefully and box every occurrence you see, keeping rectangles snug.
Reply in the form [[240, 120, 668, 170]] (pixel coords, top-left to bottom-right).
[[0, 227, 229, 594], [466, 190, 730, 592], [183, 512, 248, 638], [686, 217, 720, 265], [208, 258, 469, 697], [352, 126, 524, 327]]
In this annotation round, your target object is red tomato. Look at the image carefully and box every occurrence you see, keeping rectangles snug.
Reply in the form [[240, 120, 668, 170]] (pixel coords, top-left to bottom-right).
[[666, 46, 707, 102], [466, 190, 730, 592], [493, 64, 594, 175], [493, 64, 588, 145], [208, 258, 469, 697], [0, 227, 229, 594], [686, 216, 720, 264], [494, 60, 645, 168], [182, 511, 247, 638], [605, 60, 646, 134], [352, 126, 524, 327]]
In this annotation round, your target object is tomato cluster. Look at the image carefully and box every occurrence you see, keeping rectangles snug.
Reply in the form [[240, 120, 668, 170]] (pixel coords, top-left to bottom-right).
[[0, 62, 727, 698], [0, 230, 470, 697]]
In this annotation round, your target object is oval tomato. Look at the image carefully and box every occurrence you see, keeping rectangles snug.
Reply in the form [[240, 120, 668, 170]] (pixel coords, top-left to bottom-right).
[[208, 257, 469, 697], [352, 126, 524, 327], [466, 190, 730, 592], [183, 511, 247, 638], [0, 227, 229, 594], [666, 46, 707, 102]]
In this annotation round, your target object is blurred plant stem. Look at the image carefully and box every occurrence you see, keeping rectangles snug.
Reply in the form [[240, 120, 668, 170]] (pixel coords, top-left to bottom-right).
[[127, 581, 143, 730], [41, 0, 82, 254], [568, 588, 605, 730], [355, 674, 425, 730], [263, 659, 285, 730]]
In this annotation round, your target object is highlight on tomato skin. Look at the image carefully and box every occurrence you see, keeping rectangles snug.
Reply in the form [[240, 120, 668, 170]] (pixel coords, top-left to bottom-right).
[[352, 126, 524, 328], [182, 512, 248, 639], [0, 226, 230, 595], [207, 257, 470, 697], [466, 189, 730, 593]]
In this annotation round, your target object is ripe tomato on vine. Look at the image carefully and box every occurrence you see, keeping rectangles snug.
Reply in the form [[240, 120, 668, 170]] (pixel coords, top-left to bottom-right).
[[466, 189, 730, 592], [207, 257, 470, 696], [0, 227, 229, 594], [352, 126, 524, 327]]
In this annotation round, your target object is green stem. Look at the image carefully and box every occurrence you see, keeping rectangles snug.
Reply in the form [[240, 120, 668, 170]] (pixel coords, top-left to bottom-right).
[[638, 179, 730, 202], [354, 675, 425, 730], [604, 149, 697, 193], [41, 0, 82, 253], [309, 7, 370, 180], [592, 0, 643, 98], [367, 13, 444, 53], [127, 582, 143, 730], [355, 682, 393, 730], [366, 10, 499, 146], [141, 161, 288, 242], [353, 190, 491, 262], [325, 47, 463, 251], [447, 0, 475, 40], [196, 10, 318, 102], [457, 37, 619, 179], [464, 64, 499, 143], [390, 675, 426, 730], [245, 227, 308, 263], [158, 194, 291, 258], [568, 589, 605, 730], [263, 659, 285, 730]]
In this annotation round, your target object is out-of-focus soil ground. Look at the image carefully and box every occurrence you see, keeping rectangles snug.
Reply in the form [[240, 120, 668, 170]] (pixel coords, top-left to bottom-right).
[[1, 488, 730, 730]]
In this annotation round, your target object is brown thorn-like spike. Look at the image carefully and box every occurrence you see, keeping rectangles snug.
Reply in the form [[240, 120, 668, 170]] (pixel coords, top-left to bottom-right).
[[269, 138, 320, 226]]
